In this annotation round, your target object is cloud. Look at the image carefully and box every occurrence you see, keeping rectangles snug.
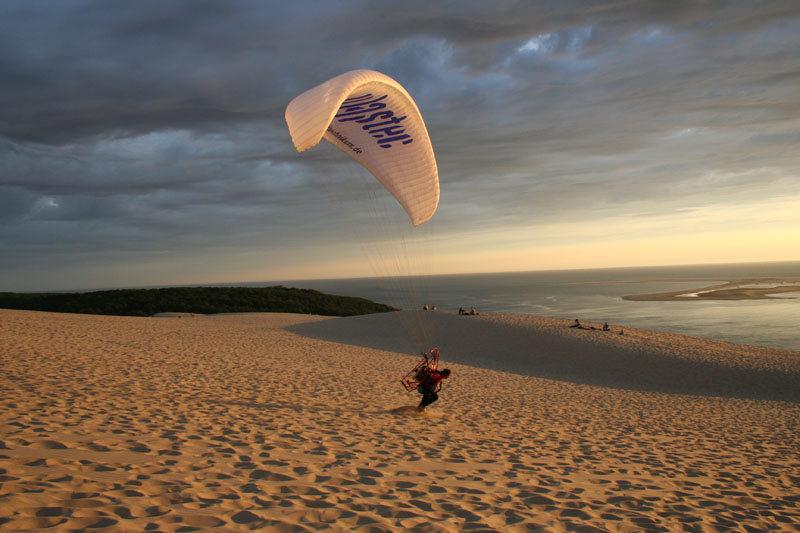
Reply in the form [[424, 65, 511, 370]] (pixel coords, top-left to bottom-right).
[[1, 1, 799, 290]]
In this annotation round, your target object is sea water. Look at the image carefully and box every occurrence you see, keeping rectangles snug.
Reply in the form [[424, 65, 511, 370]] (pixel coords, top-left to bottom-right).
[[267, 262, 800, 352]]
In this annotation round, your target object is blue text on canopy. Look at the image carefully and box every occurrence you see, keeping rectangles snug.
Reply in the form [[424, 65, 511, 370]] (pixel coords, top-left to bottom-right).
[[334, 94, 413, 149]]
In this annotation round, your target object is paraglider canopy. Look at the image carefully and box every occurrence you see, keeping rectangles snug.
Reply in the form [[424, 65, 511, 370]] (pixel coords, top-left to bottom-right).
[[285, 70, 439, 226]]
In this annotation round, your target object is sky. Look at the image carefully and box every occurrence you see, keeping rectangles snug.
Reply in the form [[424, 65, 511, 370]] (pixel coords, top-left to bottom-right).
[[1, 0, 799, 292]]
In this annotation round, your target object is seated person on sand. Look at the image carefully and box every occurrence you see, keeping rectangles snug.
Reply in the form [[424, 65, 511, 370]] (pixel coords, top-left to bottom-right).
[[470, 307, 479, 315], [423, 304, 429, 311], [458, 307, 465, 315], [602, 322, 610, 331], [569, 318, 581, 328]]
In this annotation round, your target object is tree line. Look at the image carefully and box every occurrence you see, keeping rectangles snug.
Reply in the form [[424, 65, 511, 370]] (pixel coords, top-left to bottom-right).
[[0, 286, 395, 317]]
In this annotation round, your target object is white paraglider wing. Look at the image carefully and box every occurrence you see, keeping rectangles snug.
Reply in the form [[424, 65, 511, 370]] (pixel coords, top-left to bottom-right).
[[285, 70, 439, 226]]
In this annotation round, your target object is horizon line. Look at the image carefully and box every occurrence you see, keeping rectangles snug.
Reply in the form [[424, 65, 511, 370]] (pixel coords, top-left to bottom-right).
[[7, 258, 800, 294]]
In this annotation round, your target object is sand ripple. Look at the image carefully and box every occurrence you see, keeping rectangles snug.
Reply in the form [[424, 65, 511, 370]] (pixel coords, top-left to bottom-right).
[[1, 309, 798, 531]]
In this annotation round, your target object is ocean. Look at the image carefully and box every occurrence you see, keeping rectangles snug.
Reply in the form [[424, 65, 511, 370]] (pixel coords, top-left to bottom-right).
[[266, 261, 800, 352]]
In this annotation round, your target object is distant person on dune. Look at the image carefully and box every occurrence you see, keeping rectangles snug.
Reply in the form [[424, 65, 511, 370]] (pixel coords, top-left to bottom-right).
[[418, 368, 451, 411], [570, 318, 581, 328]]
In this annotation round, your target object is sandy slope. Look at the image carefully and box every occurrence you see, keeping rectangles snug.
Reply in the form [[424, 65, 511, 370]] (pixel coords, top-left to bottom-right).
[[1, 308, 798, 532]]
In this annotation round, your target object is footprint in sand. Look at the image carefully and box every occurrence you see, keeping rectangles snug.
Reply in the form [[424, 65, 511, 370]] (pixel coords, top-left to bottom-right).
[[389, 406, 427, 416], [35, 506, 67, 517], [78, 462, 117, 473], [2, 517, 67, 530], [355, 468, 384, 478], [248, 469, 293, 482], [126, 442, 152, 453], [66, 497, 113, 509], [65, 516, 120, 529], [23, 458, 51, 467], [82, 443, 111, 452], [27, 439, 70, 450], [231, 510, 264, 525], [142, 505, 171, 517], [101, 506, 134, 520], [180, 514, 228, 528]]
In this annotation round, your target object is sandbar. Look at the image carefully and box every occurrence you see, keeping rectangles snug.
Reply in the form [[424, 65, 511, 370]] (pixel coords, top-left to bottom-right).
[[622, 277, 800, 301]]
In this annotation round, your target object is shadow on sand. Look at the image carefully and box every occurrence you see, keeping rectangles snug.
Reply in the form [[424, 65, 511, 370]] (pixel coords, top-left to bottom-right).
[[288, 311, 800, 403]]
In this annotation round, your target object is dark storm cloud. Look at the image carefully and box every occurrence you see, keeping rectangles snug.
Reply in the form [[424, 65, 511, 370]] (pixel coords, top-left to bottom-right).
[[1, 0, 798, 290], [2, 0, 795, 143]]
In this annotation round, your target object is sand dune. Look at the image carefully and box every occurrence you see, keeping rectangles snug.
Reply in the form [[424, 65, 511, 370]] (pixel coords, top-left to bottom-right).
[[1, 308, 798, 531], [289, 310, 800, 401]]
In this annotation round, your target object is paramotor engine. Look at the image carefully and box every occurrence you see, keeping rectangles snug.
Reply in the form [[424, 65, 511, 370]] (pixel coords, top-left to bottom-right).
[[401, 347, 440, 392]]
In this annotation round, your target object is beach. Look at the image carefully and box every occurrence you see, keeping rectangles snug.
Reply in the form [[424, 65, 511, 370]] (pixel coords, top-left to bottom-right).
[[1, 308, 799, 532]]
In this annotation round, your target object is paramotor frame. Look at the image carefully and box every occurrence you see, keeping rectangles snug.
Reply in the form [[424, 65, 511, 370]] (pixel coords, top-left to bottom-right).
[[400, 347, 439, 392]]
